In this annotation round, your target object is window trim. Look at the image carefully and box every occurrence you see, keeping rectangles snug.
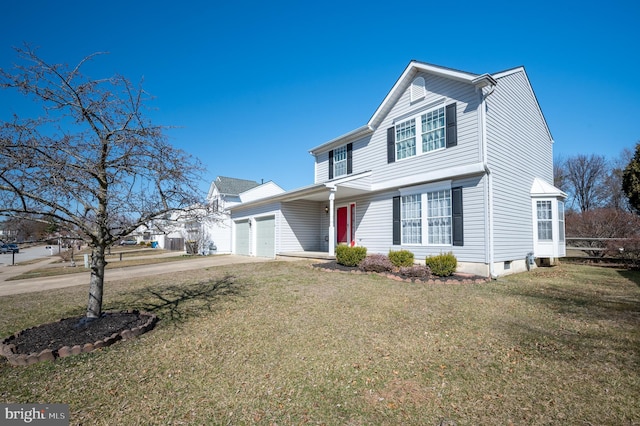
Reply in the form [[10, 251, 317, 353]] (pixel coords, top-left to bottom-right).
[[328, 143, 353, 180], [536, 200, 553, 241], [333, 145, 348, 178], [398, 182, 454, 247], [393, 104, 450, 162]]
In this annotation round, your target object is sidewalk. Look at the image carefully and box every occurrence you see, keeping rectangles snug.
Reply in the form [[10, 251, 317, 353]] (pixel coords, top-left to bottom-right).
[[0, 254, 277, 297]]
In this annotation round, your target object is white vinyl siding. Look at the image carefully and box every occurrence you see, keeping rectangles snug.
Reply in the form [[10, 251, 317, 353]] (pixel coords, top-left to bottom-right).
[[487, 69, 555, 261], [373, 74, 481, 184], [280, 200, 322, 252]]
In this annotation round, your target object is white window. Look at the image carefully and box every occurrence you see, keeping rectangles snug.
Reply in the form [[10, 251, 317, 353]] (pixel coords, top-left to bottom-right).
[[558, 201, 565, 243], [395, 105, 446, 160], [422, 107, 446, 152], [401, 194, 421, 244], [401, 189, 452, 245], [396, 119, 416, 160], [333, 146, 347, 177], [427, 190, 451, 244], [537, 200, 553, 241]]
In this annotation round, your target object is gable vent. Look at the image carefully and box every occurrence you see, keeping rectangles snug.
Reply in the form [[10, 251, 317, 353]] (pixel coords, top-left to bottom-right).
[[410, 76, 426, 102]]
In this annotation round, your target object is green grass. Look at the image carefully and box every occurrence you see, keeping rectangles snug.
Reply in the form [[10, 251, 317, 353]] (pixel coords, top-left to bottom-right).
[[1, 262, 638, 425]]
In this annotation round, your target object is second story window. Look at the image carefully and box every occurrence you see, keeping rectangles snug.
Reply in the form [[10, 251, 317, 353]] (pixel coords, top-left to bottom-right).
[[333, 146, 347, 177], [328, 143, 353, 180], [388, 103, 457, 163], [396, 119, 416, 160], [422, 107, 446, 152]]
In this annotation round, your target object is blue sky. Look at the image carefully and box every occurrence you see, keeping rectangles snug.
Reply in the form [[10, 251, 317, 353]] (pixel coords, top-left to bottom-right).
[[1, 0, 638, 192]]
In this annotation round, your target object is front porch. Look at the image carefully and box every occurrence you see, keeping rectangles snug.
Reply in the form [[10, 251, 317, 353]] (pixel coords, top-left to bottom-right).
[[278, 251, 335, 260]]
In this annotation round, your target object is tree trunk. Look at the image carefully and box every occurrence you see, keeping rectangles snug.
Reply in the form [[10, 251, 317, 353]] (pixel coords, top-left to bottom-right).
[[86, 245, 107, 318]]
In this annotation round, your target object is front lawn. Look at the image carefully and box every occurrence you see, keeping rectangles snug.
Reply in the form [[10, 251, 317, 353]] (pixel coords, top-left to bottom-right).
[[1, 261, 638, 425]]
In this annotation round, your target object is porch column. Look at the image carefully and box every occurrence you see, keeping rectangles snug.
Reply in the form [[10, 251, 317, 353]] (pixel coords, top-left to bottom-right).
[[328, 188, 336, 256]]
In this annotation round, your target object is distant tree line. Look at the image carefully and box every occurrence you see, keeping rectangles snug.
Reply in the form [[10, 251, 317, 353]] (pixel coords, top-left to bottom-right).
[[555, 142, 640, 264]]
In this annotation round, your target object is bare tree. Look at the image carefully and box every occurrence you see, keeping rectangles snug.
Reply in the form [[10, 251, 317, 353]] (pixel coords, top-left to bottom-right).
[[560, 154, 608, 212], [0, 46, 204, 319]]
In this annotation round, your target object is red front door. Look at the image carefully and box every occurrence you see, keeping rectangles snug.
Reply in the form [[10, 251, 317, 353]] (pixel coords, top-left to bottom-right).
[[337, 207, 348, 244]]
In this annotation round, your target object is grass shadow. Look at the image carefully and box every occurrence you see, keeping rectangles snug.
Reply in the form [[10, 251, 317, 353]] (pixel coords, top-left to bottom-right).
[[106, 274, 244, 326], [618, 268, 640, 288]]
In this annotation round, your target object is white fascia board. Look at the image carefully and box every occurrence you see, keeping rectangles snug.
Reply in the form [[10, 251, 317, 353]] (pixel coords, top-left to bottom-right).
[[308, 125, 373, 156], [229, 183, 327, 211], [371, 162, 486, 192]]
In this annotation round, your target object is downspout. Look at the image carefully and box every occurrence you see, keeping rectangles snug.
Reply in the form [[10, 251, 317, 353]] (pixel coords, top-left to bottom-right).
[[480, 84, 497, 278]]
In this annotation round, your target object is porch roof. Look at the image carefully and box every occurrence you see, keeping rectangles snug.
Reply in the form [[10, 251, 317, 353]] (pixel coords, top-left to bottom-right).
[[229, 171, 373, 212]]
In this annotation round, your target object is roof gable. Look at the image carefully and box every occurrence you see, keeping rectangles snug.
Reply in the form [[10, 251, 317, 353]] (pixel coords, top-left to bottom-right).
[[211, 176, 260, 197], [309, 61, 497, 155], [366, 60, 496, 130]]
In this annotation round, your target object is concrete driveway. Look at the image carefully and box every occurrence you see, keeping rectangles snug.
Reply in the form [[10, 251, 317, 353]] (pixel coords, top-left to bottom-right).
[[0, 254, 277, 297]]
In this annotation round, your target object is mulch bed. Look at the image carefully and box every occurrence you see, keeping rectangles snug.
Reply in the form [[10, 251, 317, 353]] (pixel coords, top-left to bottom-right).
[[1, 310, 158, 366], [312, 261, 488, 284]]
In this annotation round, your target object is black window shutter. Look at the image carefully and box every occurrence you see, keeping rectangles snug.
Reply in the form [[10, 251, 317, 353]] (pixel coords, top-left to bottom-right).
[[328, 150, 334, 180], [452, 186, 463, 246], [392, 196, 401, 245], [347, 143, 353, 174], [446, 103, 457, 148], [387, 127, 395, 163]]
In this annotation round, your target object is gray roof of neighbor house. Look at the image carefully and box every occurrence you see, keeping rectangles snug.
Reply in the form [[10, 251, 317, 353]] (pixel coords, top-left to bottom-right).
[[214, 176, 260, 196]]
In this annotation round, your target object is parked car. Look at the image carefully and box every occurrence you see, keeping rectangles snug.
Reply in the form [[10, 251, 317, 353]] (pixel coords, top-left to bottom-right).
[[119, 240, 137, 245], [0, 244, 19, 253]]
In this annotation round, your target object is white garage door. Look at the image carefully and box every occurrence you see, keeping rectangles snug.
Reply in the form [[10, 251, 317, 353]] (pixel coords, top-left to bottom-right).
[[235, 220, 250, 256], [255, 216, 275, 258]]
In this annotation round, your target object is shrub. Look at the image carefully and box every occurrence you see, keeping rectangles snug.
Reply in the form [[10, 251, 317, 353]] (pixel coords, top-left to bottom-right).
[[399, 265, 431, 278], [388, 250, 414, 267], [425, 252, 457, 277], [336, 245, 367, 267], [605, 236, 640, 269], [359, 254, 394, 273]]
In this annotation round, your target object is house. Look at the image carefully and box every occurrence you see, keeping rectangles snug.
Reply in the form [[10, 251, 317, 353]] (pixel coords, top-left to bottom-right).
[[204, 176, 284, 253], [229, 61, 566, 277]]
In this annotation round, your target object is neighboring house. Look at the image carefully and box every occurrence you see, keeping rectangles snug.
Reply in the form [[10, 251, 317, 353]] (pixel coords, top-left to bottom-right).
[[229, 61, 566, 277], [204, 176, 284, 253]]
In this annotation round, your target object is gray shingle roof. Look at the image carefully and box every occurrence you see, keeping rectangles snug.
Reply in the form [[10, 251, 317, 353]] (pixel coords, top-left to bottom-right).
[[214, 176, 260, 196]]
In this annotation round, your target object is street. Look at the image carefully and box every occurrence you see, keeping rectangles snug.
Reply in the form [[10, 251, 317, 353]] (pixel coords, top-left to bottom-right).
[[0, 244, 63, 266]]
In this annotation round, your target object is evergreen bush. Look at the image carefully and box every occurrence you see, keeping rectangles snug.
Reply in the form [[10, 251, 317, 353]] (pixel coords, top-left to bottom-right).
[[388, 250, 415, 267], [336, 245, 367, 267], [425, 252, 457, 276]]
